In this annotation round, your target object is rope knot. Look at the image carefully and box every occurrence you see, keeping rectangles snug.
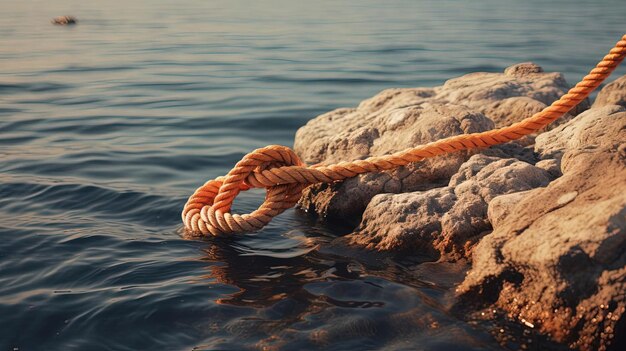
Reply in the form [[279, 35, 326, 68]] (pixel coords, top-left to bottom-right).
[[182, 145, 307, 236]]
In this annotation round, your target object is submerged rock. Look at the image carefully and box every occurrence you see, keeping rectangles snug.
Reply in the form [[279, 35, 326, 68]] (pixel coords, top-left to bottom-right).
[[51, 16, 77, 25], [457, 106, 626, 351], [294, 63, 584, 224]]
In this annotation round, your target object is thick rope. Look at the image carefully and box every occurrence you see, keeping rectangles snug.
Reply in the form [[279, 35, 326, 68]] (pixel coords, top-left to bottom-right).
[[183, 34, 626, 236]]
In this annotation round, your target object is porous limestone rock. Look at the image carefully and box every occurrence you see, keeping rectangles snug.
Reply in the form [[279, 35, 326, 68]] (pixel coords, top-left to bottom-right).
[[593, 75, 626, 108], [343, 155, 552, 260], [295, 63, 584, 223], [457, 106, 626, 351]]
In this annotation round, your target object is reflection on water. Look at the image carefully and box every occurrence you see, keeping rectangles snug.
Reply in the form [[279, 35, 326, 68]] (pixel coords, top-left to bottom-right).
[[192, 233, 495, 351], [1, 0, 625, 350]]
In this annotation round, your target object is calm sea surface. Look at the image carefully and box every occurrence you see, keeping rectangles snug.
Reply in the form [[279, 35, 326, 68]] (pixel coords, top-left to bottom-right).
[[1, 1, 625, 350]]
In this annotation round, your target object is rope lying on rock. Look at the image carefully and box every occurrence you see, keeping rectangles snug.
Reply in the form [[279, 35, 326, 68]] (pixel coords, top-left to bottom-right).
[[183, 34, 626, 236]]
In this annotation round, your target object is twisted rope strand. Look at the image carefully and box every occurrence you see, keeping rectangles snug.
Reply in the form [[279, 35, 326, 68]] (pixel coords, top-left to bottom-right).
[[183, 34, 626, 236]]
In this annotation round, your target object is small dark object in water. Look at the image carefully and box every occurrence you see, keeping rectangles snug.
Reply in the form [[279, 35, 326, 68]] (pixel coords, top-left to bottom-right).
[[52, 16, 77, 25]]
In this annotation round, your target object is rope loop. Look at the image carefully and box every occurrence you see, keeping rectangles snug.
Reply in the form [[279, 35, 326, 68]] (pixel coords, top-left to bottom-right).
[[183, 34, 626, 236], [182, 145, 307, 236]]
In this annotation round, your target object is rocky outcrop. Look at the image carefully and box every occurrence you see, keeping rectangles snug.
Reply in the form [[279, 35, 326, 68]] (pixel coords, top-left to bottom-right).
[[294, 63, 623, 350], [593, 75, 626, 108], [295, 63, 584, 223], [457, 106, 626, 351], [344, 155, 552, 260]]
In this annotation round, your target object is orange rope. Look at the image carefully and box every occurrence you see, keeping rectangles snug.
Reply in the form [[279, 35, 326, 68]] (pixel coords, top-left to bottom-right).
[[183, 34, 626, 236]]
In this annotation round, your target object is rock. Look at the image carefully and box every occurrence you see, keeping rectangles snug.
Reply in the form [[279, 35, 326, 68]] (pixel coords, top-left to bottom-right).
[[295, 63, 582, 222], [535, 158, 561, 178], [477, 142, 537, 164], [51, 16, 77, 25], [344, 155, 552, 260], [480, 96, 547, 128], [297, 103, 493, 224], [487, 190, 533, 228], [436, 62, 589, 121], [457, 106, 626, 351], [594, 75, 626, 108], [535, 105, 626, 161], [503, 62, 545, 76]]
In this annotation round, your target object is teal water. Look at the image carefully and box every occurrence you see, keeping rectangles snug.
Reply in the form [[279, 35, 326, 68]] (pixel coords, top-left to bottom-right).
[[1, 1, 625, 350]]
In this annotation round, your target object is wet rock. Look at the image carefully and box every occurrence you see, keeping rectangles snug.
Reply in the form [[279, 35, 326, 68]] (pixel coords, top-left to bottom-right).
[[344, 155, 552, 260], [295, 63, 580, 222], [457, 106, 626, 351], [594, 75, 626, 108], [52, 16, 77, 25]]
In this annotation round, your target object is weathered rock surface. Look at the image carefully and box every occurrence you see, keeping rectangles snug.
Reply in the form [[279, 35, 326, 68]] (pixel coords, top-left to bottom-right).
[[486, 190, 532, 229], [295, 63, 583, 223], [297, 103, 493, 223], [457, 106, 626, 351], [294, 63, 622, 350], [436, 62, 587, 127], [593, 75, 626, 108], [344, 155, 552, 260]]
